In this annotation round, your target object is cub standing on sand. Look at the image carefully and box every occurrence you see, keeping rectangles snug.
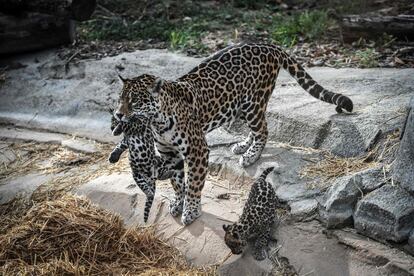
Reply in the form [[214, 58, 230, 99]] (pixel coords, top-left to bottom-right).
[[113, 43, 353, 225], [223, 167, 278, 261], [108, 110, 184, 223]]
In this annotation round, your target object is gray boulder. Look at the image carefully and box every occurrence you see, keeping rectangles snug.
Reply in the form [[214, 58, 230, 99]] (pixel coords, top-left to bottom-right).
[[319, 175, 363, 228], [393, 97, 414, 194], [408, 230, 414, 255], [319, 167, 385, 228], [290, 199, 318, 221], [354, 185, 414, 242], [356, 167, 385, 192]]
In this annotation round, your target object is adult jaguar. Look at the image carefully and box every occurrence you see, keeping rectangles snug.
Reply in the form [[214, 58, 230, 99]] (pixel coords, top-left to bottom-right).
[[114, 43, 353, 225]]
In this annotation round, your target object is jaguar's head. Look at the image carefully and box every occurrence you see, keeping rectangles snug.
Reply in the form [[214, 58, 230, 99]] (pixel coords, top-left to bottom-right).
[[223, 224, 247, 255], [114, 74, 164, 123]]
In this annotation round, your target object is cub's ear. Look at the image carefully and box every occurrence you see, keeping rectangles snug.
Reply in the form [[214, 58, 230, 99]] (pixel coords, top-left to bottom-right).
[[118, 74, 126, 83], [222, 224, 229, 231], [151, 78, 165, 97], [108, 107, 114, 114]]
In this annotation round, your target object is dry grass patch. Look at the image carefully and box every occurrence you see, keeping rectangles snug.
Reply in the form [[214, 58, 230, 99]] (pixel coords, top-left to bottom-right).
[[300, 153, 380, 180], [0, 194, 214, 275], [300, 130, 400, 190], [0, 141, 130, 184]]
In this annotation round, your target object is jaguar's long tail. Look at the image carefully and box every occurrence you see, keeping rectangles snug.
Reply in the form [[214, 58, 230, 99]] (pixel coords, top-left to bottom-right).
[[133, 176, 156, 223], [143, 194, 154, 223], [259, 167, 275, 181], [276, 47, 353, 113]]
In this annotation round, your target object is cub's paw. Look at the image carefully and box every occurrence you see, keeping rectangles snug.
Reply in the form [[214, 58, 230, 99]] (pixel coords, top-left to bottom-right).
[[108, 151, 121, 163], [169, 199, 183, 217], [181, 206, 201, 225]]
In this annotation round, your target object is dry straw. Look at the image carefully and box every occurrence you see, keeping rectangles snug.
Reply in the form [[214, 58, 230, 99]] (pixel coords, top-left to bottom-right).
[[300, 130, 400, 190], [0, 194, 213, 275]]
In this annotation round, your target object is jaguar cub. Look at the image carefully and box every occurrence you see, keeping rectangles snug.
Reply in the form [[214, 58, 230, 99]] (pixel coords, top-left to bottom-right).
[[108, 112, 182, 222], [223, 167, 278, 260]]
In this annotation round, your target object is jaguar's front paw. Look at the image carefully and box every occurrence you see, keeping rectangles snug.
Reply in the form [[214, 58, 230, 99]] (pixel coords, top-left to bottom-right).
[[181, 206, 201, 225], [169, 199, 183, 217], [239, 154, 260, 167], [108, 151, 121, 163], [233, 137, 256, 155]]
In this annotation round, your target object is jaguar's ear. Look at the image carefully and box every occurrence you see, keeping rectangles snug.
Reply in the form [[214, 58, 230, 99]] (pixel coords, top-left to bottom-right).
[[222, 224, 229, 231], [151, 78, 164, 97], [118, 74, 126, 83]]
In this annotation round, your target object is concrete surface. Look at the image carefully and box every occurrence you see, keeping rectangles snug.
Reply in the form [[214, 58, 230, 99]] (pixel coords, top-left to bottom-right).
[[76, 172, 244, 266], [275, 221, 387, 276]]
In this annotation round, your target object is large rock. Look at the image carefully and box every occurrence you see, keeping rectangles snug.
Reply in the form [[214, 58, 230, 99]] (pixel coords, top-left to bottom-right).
[[0, 173, 53, 204], [319, 167, 385, 228], [289, 198, 318, 221], [231, 68, 412, 157], [0, 49, 201, 143], [409, 230, 414, 255], [357, 166, 385, 192], [393, 97, 414, 194], [1, 49, 412, 157], [319, 174, 362, 228], [354, 184, 414, 242]]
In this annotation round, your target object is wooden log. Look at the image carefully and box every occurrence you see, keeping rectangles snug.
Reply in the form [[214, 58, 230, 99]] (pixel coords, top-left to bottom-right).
[[340, 14, 414, 42], [0, 0, 96, 21], [0, 13, 75, 55]]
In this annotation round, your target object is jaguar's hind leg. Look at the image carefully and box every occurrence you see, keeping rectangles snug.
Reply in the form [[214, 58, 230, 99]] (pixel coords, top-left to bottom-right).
[[240, 112, 268, 167], [239, 90, 272, 167]]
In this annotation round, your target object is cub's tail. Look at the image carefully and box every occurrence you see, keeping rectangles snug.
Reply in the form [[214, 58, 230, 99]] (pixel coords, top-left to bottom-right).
[[259, 167, 275, 181], [277, 48, 353, 113]]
